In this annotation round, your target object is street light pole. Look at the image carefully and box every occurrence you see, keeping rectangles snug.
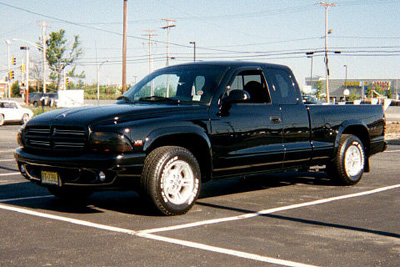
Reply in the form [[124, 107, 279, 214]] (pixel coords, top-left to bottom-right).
[[190, 41, 196, 62], [319, 1, 335, 103]]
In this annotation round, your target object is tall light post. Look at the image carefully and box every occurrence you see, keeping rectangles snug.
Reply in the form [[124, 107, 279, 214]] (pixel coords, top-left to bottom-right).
[[319, 1, 335, 103], [190, 41, 196, 62], [20, 46, 30, 105], [97, 60, 108, 105]]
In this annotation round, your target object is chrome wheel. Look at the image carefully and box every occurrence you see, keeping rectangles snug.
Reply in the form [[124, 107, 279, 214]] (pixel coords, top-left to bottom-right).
[[161, 160, 195, 205], [344, 144, 363, 178], [22, 114, 29, 124]]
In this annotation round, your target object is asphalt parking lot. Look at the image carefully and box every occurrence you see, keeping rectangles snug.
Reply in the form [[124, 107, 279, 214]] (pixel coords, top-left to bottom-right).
[[1, 124, 399, 267]]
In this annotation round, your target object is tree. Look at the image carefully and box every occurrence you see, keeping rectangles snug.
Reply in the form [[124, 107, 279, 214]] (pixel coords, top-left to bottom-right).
[[43, 29, 82, 90], [314, 80, 323, 99]]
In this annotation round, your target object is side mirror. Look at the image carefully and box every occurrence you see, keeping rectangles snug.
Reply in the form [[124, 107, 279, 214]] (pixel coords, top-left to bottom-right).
[[222, 89, 250, 104]]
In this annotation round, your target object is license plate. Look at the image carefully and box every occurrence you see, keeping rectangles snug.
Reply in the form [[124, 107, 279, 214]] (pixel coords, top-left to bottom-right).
[[41, 171, 60, 186]]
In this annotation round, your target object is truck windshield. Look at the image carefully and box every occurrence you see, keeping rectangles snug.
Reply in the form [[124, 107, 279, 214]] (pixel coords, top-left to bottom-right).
[[120, 65, 227, 105]]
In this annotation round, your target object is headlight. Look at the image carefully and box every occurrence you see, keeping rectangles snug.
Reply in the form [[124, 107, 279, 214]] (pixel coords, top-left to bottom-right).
[[89, 132, 133, 153]]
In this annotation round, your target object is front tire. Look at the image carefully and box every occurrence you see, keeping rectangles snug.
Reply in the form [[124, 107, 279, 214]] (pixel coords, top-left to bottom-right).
[[141, 146, 201, 216], [328, 134, 365, 185], [22, 114, 30, 124]]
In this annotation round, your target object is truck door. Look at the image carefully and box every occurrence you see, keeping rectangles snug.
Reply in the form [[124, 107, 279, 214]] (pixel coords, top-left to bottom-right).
[[211, 68, 284, 178], [264, 67, 312, 168]]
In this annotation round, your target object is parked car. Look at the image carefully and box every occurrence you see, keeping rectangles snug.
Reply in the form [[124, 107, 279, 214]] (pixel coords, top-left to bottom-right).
[[302, 95, 323, 104], [15, 62, 387, 215], [28, 92, 58, 107], [47, 93, 58, 107], [0, 100, 33, 126], [28, 92, 45, 107]]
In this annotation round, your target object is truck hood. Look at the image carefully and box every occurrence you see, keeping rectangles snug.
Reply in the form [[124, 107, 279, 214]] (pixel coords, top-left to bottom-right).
[[28, 103, 208, 127]]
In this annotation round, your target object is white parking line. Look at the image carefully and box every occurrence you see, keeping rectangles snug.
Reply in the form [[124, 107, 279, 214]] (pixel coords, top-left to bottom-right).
[[385, 149, 400, 153], [0, 184, 399, 267], [0, 159, 15, 162], [0, 202, 137, 235], [138, 233, 317, 267], [140, 184, 400, 234], [0, 172, 20, 177], [0, 195, 53, 203], [0, 149, 16, 153]]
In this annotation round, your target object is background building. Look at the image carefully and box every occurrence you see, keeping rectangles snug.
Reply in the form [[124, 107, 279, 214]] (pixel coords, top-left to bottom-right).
[[305, 77, 400, 101]]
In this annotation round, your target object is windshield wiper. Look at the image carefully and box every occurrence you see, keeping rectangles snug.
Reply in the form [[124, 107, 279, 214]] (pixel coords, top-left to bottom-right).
[[117, 95, 134, 104], [138, 96, 180, 104]]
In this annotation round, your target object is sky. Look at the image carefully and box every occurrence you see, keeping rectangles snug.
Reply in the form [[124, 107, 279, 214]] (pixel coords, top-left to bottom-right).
[[0, 0, 399, 89]]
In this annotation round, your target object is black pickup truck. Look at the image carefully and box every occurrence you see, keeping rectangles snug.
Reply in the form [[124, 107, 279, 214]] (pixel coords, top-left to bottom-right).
[[15, 62, 387, 215]]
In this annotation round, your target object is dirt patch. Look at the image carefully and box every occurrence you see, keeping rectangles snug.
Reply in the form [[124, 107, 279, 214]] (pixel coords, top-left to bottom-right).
[[386, 122, 400, 143]]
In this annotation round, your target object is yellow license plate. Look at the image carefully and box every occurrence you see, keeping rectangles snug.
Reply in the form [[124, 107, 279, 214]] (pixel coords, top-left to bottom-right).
[[41, 171, 60, 186]]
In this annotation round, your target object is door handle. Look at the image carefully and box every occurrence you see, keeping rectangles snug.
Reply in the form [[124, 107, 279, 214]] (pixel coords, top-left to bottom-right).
[[270, 116, 281, 123]]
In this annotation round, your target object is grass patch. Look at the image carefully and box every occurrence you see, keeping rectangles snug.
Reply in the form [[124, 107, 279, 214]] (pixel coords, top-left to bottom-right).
[[31, 106, 59, 116]]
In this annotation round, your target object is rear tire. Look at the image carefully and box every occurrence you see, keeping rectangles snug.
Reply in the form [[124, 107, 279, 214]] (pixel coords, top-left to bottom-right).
[[328, 134, 365, 185], [141, 146, 201, 216]]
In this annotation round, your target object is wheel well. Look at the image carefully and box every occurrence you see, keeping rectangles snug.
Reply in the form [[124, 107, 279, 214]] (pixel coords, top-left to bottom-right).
[[342, 125, 370, 156], [146, 134, 212, 182]]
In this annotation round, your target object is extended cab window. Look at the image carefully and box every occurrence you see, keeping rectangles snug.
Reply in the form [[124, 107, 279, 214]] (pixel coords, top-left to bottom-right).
[[227, 70, 271, 103], [267, 68, 298, 105]]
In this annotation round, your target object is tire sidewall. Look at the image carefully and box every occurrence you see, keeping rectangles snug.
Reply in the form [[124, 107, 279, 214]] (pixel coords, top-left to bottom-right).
[[151, 148, 201, 215], [339, 135, 365, 184]]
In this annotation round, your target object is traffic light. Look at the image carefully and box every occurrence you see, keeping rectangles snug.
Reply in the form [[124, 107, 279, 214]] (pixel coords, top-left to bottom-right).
[[66, 77, 69, 84], [21, 64, 25, 73], [12, 57, 16, 65], [9, 70, 14, 80]]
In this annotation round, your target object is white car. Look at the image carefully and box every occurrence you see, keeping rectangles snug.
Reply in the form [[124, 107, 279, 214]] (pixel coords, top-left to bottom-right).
[[0, 100, 33, 126]]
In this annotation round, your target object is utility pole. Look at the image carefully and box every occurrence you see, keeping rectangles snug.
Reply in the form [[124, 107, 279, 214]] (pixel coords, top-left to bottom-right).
[[306, 51, 314, 91], [161, 19, 176, 67], [318, 1, 335, 103], [20, 46, 30, 105], [38, 21, 48, 94], [122, 0, 128, 93], [5, 40, 11, 99], [142, 29, 158, 74]]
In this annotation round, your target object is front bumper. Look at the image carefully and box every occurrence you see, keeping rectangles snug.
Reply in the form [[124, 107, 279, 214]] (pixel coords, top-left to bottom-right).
[[14, 148, 146, 188]]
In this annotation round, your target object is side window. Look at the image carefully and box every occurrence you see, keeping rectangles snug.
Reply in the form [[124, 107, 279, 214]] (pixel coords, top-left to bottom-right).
[[267, 68, 298, 104], [11, 103, 17, 109], [227, 70, 271, 103]]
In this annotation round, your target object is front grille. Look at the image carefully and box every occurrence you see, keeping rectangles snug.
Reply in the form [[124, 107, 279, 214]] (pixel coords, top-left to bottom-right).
[[25, 125, 87, 152]]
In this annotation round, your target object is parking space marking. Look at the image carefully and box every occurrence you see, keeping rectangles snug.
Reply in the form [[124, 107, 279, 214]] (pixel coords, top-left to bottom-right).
[[0, 149, 16, 153], [140, 183, 400, 234], [0, 184, 399, 267], [0, 195, 53, 203], [0, 202, 137, 235], [0, 202, 316, 267], [385, 149, 400, 153], [0, 172, 20, 177], [137, 232, 317, 267]]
